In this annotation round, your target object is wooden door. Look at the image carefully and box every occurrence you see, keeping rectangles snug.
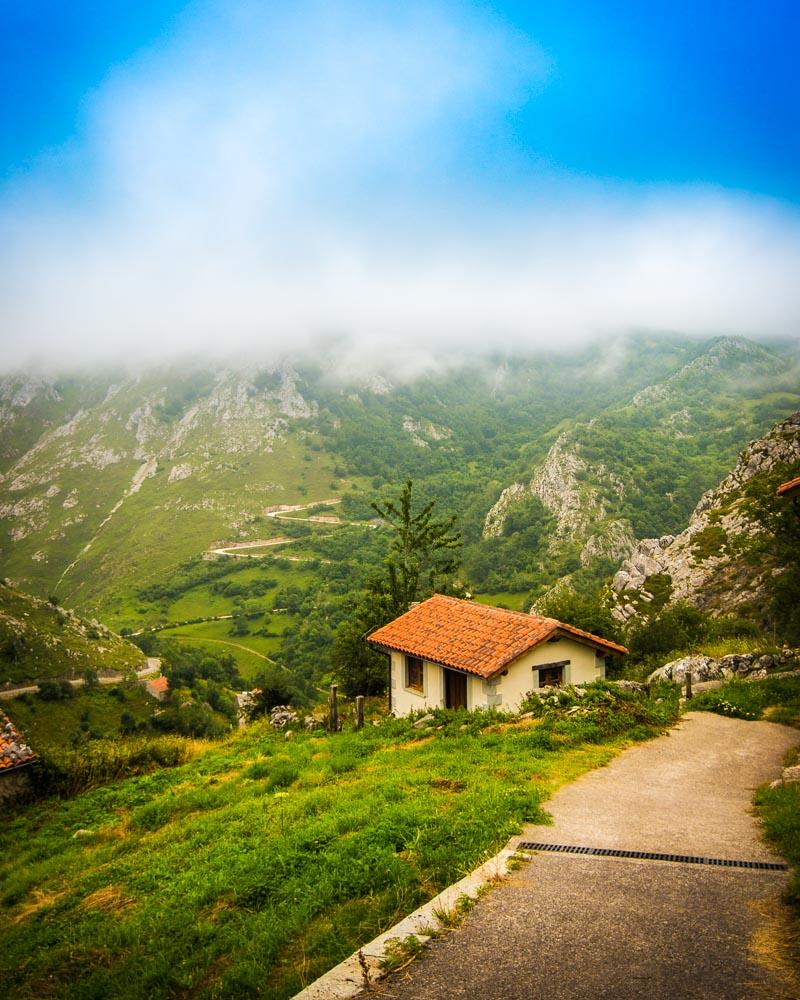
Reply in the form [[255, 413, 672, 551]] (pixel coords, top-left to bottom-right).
[[445, 670, 467, 710]]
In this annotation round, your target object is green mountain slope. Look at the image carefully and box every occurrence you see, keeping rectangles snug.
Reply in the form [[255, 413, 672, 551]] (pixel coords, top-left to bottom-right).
[[1, 335, 798, 633], [611, 409, 800, 631], [0, 582, 145, 686], [0, 366, 338, 616], [483, 336, 800, 594]]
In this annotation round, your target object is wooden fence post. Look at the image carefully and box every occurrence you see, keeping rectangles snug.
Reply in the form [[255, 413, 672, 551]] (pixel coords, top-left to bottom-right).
[[685, 670, 693, 700], [355, 695, 365, 731], [328, 684, 339, 732]]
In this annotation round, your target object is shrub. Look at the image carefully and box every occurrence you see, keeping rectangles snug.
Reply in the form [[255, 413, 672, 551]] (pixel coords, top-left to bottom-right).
[[37, 679, 75, 701], [32, 736, 189, 798], [626, 601, 710, 659]]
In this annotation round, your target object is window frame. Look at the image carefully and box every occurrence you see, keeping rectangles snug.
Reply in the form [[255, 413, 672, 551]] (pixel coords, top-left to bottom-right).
[[405, 655, 424, 693]]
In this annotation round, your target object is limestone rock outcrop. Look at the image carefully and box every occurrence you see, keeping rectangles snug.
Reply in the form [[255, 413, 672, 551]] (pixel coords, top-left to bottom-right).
[[612, 411, 800, 623]]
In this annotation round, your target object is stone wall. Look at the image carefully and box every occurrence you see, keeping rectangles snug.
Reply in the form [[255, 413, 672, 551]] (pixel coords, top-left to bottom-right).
[[0, 766, 32, 804]]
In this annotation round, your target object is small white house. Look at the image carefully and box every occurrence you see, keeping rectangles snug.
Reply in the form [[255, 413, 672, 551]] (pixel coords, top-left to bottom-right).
[[369, 594, 627, 716]]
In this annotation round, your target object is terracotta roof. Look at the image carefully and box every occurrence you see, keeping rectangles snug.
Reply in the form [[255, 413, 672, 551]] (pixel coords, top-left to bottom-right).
[[0, 710, 37, 773], [368, 595, 627, 679], [146, 676, 169, 693], [777, 475, 800, 498]]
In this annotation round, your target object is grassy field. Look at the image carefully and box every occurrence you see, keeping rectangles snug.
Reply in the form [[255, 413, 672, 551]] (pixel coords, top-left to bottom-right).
[[120, 559, 315, 629], [754, 746, 800, 916], [3, 684, 159, 749], [0, 683, 678, 999], [162, 622, 290, 683]]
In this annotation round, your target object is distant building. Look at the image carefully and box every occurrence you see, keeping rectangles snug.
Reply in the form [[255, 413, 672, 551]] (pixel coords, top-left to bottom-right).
[[369, 594, 627, 716], [0, 710, 37, 803], [777, 476, 800, 499], [145, 676, 169, 701], [777, 475, 800, 519]]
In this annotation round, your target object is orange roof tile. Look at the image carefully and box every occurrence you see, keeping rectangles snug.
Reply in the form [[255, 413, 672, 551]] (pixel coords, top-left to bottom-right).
[[777, 475, 800, 498], [0, 710, 37, 773], [147, 676, 169, 693], [368, 595, 627, 679]]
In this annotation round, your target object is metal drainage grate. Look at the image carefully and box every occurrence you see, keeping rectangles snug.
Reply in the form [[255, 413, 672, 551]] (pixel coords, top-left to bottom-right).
[[517, 842, 787, 871]]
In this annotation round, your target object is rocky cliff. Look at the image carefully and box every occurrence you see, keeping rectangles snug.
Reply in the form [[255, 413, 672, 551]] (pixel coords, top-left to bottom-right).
[[611, 411, 800, 623], [482, 337, 799, 579], [483, 430, 636, 567]]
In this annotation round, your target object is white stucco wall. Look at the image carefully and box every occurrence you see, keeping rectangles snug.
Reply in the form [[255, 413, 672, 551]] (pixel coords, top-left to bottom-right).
[[388, 637, 607, 716], [495, 637, 605, 711]]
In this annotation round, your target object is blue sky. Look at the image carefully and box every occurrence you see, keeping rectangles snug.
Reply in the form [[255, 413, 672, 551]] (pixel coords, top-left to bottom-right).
[[0, 0, 798, 368]]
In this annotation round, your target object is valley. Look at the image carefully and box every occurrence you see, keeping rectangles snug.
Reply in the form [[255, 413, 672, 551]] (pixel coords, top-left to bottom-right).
[[2, 334, 799, 692]]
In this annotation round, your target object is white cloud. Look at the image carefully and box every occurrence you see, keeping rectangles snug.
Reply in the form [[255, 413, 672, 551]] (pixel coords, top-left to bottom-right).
[[0, 0, 798, 371]]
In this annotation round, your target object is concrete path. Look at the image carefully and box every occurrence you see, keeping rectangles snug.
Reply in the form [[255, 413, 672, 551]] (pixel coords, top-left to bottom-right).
[[368, 713, 799, 1000]]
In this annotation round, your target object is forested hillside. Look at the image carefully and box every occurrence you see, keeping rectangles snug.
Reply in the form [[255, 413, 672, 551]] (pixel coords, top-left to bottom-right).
[[1, 334, 799, 689]]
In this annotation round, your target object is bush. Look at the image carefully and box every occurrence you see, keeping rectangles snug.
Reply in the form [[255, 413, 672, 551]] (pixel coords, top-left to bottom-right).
[[627, 602, 710, 660], [692, 675, 800, 726], [32, 736, 189, 798], [519, 679, 680, 741], [37, 679, 75, 701]]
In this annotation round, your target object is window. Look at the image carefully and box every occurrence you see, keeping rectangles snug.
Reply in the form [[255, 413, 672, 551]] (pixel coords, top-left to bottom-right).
[[405, 655, 424, 692], [535, 659, 570, 688], [538, 664, 563, 687]]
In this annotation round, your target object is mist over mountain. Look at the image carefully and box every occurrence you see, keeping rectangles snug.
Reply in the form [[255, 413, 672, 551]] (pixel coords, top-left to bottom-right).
[[1, 333, 798, 629]]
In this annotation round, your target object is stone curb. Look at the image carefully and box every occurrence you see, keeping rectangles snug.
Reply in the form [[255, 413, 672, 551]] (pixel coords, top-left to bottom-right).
[[291, 847, 519, 999]]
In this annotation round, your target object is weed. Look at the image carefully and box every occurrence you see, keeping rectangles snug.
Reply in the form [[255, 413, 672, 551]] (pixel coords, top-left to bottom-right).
[[432, 892, 476, 929], [379, 935, 425, 973]]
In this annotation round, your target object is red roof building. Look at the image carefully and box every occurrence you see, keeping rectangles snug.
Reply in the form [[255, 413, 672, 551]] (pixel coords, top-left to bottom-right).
[[0, 710, 36, 773], [0, 710, 36, 803], [369, 595, 626, 715], [145, 676, 169, 700], [777, 475, 800, 499]]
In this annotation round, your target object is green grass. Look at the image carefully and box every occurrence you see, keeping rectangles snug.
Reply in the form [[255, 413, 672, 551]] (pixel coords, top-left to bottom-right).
[[754, 749, 800, 912], [691, 675, 800, 726], [0, 685, 678, 999], [115, 560, 315, 632], [3, 684, 159, 749], [163, 635, 276, 683], [473, 592, 528, 612], [163, 618, 296, 682]]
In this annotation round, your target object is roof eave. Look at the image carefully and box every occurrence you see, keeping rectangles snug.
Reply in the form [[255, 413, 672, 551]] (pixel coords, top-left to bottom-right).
[[0, 758, 37, 774], [553, 626, 628, 656]]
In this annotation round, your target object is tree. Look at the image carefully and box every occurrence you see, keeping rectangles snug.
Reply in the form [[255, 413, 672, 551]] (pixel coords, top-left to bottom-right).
[[534, 587, 623, 643], [331, 604, 392, 697], [370, 479, 461, 618], [82, 667, 99, 690], [251, 666, 302, 713], [332, 480, 461, 696]]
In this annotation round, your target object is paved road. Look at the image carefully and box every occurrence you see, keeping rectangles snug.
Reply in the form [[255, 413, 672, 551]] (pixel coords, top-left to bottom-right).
[[0, 657, 161, 700], [370, 713, 799, 1000]]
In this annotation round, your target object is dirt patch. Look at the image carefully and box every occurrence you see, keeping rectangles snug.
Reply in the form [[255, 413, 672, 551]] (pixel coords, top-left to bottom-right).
[[383, 737, 434, 751], [429, 778, 466, 792], [81, 884, 134, 913], [13, 888, 65, 923], [748, 896, 800, 999]]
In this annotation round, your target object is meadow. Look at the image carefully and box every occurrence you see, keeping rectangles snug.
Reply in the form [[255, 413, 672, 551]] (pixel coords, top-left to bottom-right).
[[0, 683, 678, 999], [3, 684, 159, 748]]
